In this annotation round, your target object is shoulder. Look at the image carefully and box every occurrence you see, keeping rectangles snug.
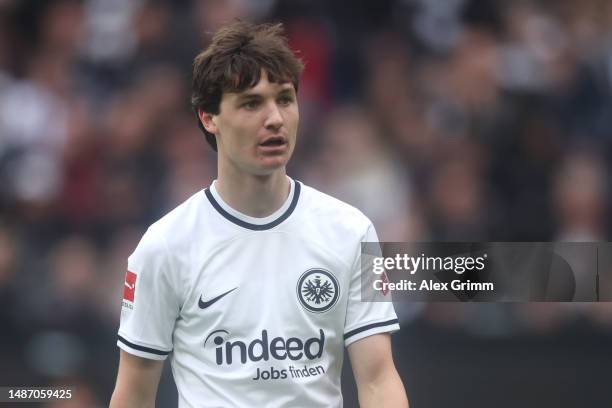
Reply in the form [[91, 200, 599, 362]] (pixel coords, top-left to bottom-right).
[[151, 189, 207, 232], [132, 189, 209, 259], [297, 182, 373, 240]]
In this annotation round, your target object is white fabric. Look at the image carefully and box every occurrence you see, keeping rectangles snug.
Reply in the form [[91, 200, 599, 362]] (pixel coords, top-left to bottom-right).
[[117, 178, 399, 408]]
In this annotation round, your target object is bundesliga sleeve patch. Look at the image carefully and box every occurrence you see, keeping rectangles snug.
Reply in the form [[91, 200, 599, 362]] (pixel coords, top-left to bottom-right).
[[123, 271, 137, 303]]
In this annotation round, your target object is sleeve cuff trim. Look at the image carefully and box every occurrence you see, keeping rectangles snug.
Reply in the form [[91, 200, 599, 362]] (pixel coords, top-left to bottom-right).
[[344, 318, 399, 341], [117, 335, 171, 356]]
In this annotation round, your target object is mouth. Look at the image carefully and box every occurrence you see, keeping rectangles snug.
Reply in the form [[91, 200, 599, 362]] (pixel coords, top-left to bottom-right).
[[259, 136, 287, 148]]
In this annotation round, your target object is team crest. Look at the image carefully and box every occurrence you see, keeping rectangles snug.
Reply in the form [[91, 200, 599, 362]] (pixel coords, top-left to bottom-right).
[[297, 269, 339, 313]]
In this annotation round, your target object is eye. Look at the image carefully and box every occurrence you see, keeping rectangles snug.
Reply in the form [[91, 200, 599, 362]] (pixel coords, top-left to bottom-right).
[[241, 100, 259, 110], [277, 95, 294, 106]]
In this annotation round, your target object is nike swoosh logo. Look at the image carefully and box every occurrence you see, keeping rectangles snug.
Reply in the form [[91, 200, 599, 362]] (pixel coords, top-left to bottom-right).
[[198, 287, 238, 309]]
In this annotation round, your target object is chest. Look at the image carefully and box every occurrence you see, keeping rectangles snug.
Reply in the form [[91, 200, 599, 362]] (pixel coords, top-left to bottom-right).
[[179, 233, 354, 337]]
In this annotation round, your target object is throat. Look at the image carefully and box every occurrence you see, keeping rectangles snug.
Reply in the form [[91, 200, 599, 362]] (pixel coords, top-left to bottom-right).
[[214, 174, 291, 218]]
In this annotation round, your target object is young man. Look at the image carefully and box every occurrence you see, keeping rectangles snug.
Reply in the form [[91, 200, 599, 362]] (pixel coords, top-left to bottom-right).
[[110, 21, 408, 408]]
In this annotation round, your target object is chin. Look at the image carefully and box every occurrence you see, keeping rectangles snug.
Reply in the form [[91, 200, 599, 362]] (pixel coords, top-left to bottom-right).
[[262, 153, 291, 167], [252, 157, 289, 175]]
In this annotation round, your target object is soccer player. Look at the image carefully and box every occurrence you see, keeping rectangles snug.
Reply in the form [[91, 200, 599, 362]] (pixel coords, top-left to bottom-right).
[[110, 21, 408, 408]]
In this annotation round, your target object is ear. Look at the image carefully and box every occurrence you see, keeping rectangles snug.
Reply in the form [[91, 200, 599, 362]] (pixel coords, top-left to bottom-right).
[[198, 110, 218, 134]]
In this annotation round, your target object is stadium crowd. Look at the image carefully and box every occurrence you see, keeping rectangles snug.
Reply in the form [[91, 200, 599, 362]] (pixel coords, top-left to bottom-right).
[[0, 0, 611, 406]]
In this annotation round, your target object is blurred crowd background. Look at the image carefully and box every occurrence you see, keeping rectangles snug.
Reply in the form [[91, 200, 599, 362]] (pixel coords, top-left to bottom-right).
[[1, 0, 612, 406]]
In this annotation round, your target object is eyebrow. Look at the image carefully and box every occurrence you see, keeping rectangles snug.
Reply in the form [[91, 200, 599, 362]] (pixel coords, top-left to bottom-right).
[[236, 94, 262, 102], [236, 85, 295, 100]]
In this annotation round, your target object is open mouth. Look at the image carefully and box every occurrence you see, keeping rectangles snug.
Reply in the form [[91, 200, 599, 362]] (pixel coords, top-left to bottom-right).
[[260, 137, 286, 147]]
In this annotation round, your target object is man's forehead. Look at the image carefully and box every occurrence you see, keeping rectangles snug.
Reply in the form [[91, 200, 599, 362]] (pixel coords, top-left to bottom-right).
[[227, 80, 295, 98]]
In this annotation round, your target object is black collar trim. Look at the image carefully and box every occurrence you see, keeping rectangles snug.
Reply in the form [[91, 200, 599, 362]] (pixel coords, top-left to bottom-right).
[[205, 181, 301, 231]]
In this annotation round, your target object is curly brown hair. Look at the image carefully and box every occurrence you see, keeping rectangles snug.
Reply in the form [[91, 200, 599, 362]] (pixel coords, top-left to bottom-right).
[[191, 21, 304, 151]]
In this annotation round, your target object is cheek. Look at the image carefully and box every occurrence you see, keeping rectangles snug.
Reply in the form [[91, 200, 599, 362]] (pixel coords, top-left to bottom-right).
[[287, 109, 299, 132], [223, 123, 252, 149], [293, 114, 300, 130]]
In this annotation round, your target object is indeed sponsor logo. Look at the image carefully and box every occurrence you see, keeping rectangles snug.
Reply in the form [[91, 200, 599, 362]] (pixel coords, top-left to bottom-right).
[[204, 329, 325, 365]]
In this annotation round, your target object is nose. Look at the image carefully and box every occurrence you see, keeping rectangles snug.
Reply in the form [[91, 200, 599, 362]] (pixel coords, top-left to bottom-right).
[[264, 102, 283, 131]]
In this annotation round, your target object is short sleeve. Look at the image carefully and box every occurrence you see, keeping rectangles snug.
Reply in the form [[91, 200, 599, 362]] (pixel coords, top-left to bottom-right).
[[117, 226, 181, 360], [344, 223, 400, 347]]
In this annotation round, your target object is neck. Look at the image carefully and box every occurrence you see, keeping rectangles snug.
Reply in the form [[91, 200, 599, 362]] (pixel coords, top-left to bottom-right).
[[215, 167, 290, 218]]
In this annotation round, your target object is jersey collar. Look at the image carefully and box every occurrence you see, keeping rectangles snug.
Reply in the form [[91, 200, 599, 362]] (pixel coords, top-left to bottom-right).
[[205, 178, 301, 231]]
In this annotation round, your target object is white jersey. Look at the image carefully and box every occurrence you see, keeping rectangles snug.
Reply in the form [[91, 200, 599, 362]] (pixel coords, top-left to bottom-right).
[[117, 178, 399, 408]]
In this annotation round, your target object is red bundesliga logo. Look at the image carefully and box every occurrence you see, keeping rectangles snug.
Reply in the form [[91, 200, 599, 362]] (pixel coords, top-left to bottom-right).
[[123, 271, 137, 302]]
